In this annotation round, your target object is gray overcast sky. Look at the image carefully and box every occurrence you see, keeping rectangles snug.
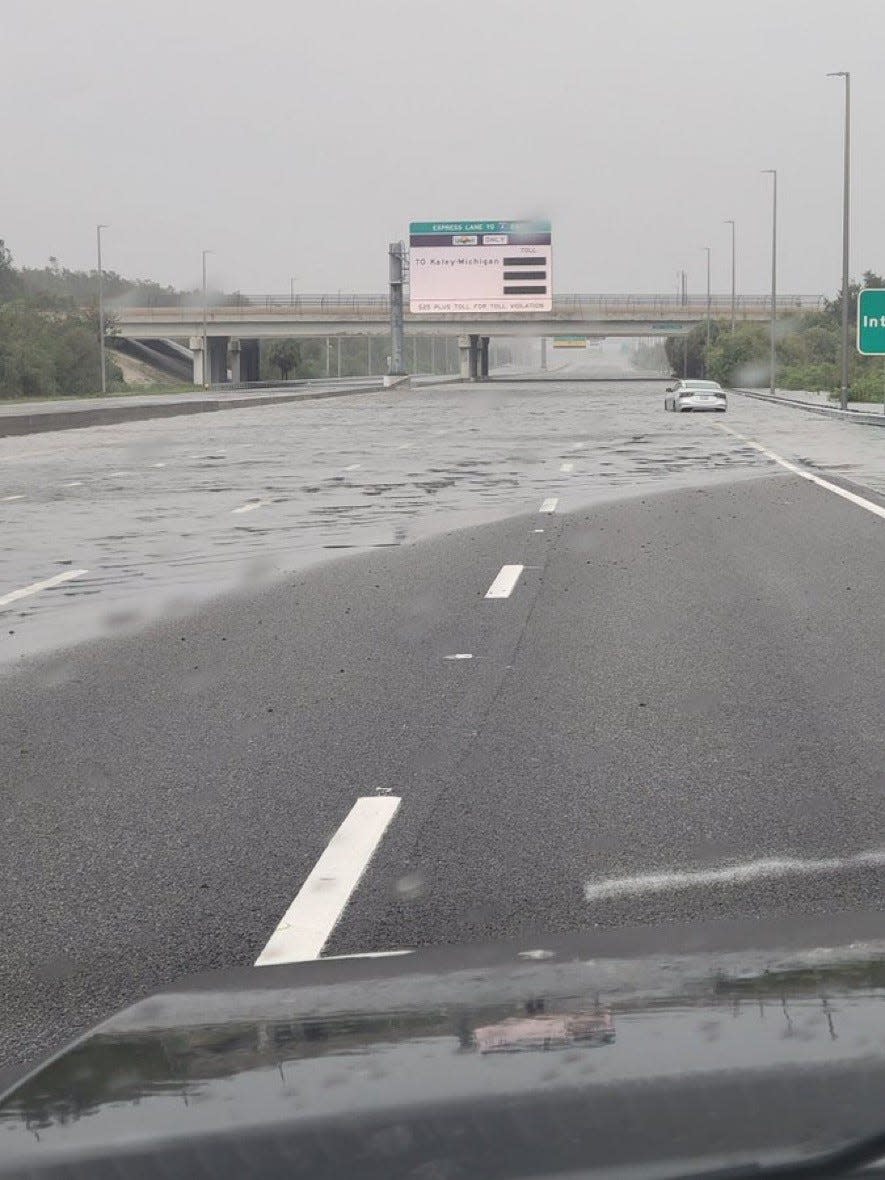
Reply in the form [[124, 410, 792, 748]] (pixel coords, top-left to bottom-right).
[[3, 0, 882, 296]]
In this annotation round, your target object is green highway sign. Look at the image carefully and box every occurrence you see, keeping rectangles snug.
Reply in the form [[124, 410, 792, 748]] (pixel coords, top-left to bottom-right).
[[856, 288, 885, 354]]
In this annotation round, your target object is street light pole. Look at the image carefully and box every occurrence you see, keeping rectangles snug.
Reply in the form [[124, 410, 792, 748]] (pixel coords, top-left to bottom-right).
[[290, 276, 296, 305], [724, 220, 736, 333], [703, 246, 711, 373], [828, 71, 851, 410], [762, 170, 777, 396], [96, 225, 108, 394], [201, 249, 213, 390]]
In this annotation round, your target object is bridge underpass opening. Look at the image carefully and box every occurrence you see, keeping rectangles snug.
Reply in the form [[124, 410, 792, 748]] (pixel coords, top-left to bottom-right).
[[189, 335, 260, 385]]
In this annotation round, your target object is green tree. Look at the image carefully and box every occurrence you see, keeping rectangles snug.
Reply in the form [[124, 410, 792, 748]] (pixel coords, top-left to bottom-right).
[[664, 320, 725, 379], [0, 241, 24, 303], [822, 270, 884, 324], [705, 323, 770, 386], [0, 301, 58, 395], [267, 338, 301, 379]]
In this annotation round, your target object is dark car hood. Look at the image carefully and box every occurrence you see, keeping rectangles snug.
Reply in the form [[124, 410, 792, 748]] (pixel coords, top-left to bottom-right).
[[4, 911, 885, 1179]]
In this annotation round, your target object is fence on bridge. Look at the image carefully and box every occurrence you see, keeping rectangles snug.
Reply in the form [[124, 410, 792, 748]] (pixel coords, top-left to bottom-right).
[[111, 292, 825, 316]]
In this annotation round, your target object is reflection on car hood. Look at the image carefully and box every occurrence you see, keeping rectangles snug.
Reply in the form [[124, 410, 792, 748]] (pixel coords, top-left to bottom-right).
[[3, 912, 885, 1179]]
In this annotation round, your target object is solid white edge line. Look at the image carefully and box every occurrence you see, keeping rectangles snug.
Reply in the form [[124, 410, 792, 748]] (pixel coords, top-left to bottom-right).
[[255, 795, 401, 966], [1, 494, 25, 502], [584, 848, 885, 902], [485, 564, 525, 599], [717, 423, 885, 522], [0, 568, 88, 609], [539, 497, 559, 513]]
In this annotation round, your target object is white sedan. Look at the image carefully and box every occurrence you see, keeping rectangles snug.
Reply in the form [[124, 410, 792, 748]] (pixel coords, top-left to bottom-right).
[[664, 380, 727, 412]]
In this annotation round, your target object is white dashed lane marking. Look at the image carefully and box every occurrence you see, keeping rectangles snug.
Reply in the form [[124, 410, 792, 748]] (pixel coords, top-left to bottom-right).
[[255, 795, 401, 966], [0, 568, 89, 610], [539, 497, 558, 513], [560, 461, 574, 473], [485, 564, 524, 599], [1, 494, 25, 502], [231, 500, 268, 515]]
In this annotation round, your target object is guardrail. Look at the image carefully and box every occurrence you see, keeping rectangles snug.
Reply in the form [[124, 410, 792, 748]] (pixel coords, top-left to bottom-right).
[[732, 387, 885, 425]]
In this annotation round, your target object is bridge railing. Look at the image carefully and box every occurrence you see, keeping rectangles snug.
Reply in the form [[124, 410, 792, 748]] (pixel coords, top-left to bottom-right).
[[115, 293, 826, 316]]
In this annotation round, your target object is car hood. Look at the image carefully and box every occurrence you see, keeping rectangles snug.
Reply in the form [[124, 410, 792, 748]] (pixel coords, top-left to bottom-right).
[[3, 911, 885, 1179]]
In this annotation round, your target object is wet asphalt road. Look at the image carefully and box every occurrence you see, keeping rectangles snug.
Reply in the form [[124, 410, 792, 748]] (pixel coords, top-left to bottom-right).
[[1, 362, 883, 1077]]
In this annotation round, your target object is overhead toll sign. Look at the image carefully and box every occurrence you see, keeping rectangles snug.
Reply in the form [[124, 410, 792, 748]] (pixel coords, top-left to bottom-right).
[[409, 220, 552, 314], [857, 288, 885, 354]]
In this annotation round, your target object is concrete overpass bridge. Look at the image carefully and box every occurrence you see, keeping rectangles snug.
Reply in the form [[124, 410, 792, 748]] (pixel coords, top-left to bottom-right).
[[111, 293, 823, 384]]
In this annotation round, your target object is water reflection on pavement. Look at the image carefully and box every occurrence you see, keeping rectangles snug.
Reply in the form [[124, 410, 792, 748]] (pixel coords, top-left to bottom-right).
[[0, 374, 879, 667]]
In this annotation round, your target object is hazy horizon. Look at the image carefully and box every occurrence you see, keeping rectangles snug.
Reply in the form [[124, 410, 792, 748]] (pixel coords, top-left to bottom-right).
[[3, 0, 882, 297]]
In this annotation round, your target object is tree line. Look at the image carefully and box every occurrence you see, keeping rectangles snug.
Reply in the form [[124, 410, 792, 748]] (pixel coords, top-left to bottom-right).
[[0, 240, 246, 398], [0, 241, 128, 397], [664, 271, 885, 402]]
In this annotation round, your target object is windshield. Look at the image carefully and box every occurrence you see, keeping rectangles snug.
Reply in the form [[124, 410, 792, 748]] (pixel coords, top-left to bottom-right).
[[2, 3, 884, 1177]]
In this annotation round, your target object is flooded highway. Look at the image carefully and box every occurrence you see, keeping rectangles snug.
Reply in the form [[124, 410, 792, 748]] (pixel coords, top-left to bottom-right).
[[6, 366, 880, 669]]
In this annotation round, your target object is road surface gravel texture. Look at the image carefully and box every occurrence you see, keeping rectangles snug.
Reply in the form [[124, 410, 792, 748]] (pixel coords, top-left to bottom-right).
[[0, 361, 883, 1079]]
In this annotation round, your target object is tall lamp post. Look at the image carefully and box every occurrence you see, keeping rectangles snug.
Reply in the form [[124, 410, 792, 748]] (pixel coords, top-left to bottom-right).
[[290, 276, 296, 305], [96, 225, 108, 393], [703, 246, 712, 373], [724, 220, 736, 333], [828, 71, 851, 410], [201, 249, 213, 390], [762, 170, 777, 396]]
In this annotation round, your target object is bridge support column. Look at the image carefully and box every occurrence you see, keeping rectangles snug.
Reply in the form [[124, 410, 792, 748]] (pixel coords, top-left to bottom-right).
[[541, 337, 548, 371], [478, 336, 490, 380], [459, 334, 480, 381], [188, 336, 228, 385], [229, 339, 242, 383], [229, 339, 260, 383], [189, 336, 205, 387]]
